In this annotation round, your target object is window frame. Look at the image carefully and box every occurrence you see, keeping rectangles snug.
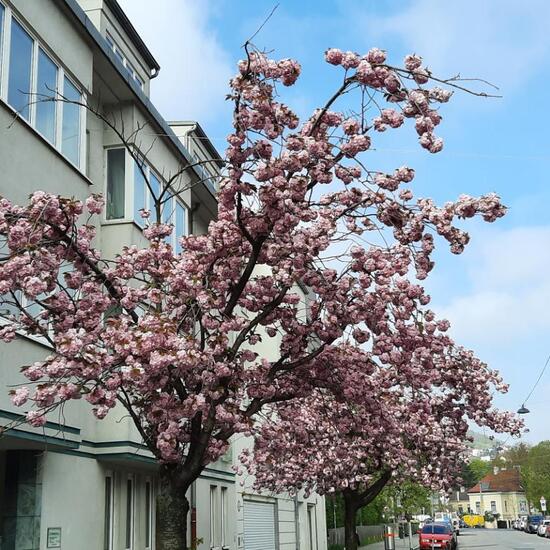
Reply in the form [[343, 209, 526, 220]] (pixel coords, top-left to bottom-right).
[[35, 46, 58, 144], [104, 472, 115, 550], [210, 485, 219, 550], [0, 4, 86, 170], [220, 486, 228, 550], [144, 477, 155, 550], [125, 474, 135, 550], [0, 1, 5, 91], [105, 31, 144, 90], [105, 148, 190, 251]]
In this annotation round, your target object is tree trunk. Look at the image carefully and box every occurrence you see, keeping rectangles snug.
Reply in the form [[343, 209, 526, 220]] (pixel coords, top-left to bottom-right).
[[343, 491, 360, 550], [156, 466, 191, 550]]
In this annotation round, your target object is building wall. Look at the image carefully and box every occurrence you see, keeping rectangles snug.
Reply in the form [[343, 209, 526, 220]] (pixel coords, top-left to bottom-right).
[[467, 491, 528, 520]]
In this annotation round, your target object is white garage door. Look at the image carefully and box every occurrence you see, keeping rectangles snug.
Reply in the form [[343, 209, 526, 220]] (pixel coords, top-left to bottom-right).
[[243, 500, 277, 550]]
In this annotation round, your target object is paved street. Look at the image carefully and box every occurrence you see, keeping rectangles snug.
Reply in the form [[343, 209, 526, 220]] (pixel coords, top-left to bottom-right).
[[360, 529, 550, 550], [456, 529, 550, 549]]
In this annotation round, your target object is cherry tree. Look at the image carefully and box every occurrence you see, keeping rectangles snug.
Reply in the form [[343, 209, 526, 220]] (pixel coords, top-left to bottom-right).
[[242, 342, 522, 550], [0, 45, 509, 549]]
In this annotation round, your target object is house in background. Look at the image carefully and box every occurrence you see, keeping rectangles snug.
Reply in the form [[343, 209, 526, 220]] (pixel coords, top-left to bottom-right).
[[0, 0, 326, 549], [467, 468, 528, 526], [447, 488, 469, 516]]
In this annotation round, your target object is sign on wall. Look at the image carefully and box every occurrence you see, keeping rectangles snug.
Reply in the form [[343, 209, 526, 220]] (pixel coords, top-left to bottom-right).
[[47, 527, 62, 548]]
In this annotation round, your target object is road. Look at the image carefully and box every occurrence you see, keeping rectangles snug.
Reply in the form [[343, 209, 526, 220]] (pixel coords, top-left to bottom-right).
[[457, 529, 550, 549], [359, 529, 550, 550]]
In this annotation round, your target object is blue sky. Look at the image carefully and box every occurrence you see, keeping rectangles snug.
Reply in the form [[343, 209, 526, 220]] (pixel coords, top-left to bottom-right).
[[120, 0, 550, 443]]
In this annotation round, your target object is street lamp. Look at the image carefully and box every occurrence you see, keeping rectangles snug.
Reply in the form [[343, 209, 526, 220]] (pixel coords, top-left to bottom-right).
[[517, 404, 530, 415]]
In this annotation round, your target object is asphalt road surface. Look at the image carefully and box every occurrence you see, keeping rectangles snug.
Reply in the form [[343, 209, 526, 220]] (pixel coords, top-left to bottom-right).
[[451, 529, 550, 549], [360, 529, 550, 550]]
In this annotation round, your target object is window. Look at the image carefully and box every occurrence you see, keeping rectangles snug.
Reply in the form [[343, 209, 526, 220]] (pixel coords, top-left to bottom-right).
[[421, 524, 451, 534], [133, 162, 146, 224], [148, 172, 160, 221], [105, 32, 144, 89], [107, 148, 126, 219], [125, 476, 134, 550], [475, 501, 481, 514], [36, 48, 57, 143], [0, 4, 5, 79], [505, 501, 508, 512], [491, 501, 497, 513], [162, 192, 173, 244], [145, 480, 153, 550], [1, 8, 85, 167], [210, 485, 218, 549], [132, 157, 189, 249], [175, 202, 187, 254], [221, 487, 228, 549], [308, 505, 318, 550], [520, 500, 528, 513], [8, 18, 33, 120], [103, 475, 114, 550], [62, 76, 81, 165]]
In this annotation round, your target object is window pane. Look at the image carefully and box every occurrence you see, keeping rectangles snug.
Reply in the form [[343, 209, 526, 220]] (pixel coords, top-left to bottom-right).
[[104, 477, 112, 550], [125, 478, 133, 549], [107, 149, 126, 219], [145, 482, 151, 548], [175, 202, 186, 254], [162, 194, 173, 224], [36, 49, 58, 143], [8, 19, 33, 120], [162, 194, 173, 244], [221, 487, 227, 547], [210, 486, 217, 546], [135, 75, 143, 88], [149, 173, 160, 222], [133, 161, 146, 226], [0, 6, 4, 72], [62, 77, 81, 165]]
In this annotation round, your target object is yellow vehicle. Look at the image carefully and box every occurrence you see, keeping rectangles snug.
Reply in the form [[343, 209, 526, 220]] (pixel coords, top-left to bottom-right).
[[463, 514, 485, 528]]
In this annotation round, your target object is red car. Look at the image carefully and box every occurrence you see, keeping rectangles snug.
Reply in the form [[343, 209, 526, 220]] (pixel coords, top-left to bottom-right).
[[419, 523, 457, 549]]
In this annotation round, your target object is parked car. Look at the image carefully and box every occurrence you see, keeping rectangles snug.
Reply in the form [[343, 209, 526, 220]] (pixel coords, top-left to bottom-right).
[[537, 519, 550, 536], [512, 519, 518, 529], [519, 517, 527, 531], [418, 523, 457, 550], [545, 523, 550, 538], [526, 515, 544, 533], [434, 512, 460, 536]]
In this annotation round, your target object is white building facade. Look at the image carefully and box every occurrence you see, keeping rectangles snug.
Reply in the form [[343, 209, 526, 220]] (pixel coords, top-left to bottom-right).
[[0, 1, 326, 550]]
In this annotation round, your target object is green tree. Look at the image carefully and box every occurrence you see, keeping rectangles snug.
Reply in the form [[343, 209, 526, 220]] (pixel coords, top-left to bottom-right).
[[523, 441, 550, 510], [463, 458, 492, 489]]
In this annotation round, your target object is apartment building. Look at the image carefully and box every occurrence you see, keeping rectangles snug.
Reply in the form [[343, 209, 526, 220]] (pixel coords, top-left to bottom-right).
[[0, 1, 326, 549]]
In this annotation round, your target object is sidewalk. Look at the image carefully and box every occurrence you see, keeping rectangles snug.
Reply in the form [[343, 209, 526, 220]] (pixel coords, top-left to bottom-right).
[[359, 537, 417, 550]]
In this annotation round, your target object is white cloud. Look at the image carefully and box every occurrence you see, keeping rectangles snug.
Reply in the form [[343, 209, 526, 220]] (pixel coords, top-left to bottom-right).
[[434, 225, 550, 346], [363, 0, 550, 92], [430, 224, 550, 442], [118, 0, 233, 125]]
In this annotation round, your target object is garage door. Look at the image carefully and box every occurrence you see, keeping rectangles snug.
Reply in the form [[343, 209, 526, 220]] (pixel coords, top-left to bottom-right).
[[243, 500, 277, 550]]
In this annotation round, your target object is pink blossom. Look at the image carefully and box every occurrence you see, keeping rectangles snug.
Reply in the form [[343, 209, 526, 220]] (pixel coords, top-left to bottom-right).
[[11, 387, 30, 406]]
